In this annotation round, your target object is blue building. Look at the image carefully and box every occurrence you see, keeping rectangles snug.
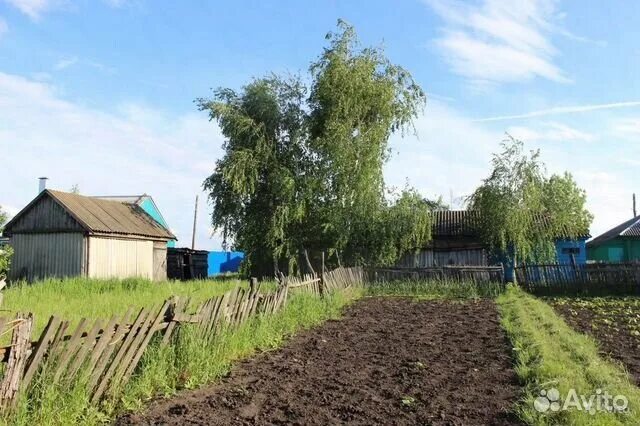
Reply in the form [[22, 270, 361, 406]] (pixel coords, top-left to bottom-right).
[[208, 251, 244, 276], [92, 194, 176, 247]]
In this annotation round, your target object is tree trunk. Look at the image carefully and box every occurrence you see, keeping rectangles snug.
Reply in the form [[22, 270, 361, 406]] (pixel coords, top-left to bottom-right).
[[303, 248, 316, 276]]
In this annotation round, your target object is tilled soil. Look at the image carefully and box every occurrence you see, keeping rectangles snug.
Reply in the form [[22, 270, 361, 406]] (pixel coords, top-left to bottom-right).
[[553, 301, 640, 385], [118, 298, 522, 426]]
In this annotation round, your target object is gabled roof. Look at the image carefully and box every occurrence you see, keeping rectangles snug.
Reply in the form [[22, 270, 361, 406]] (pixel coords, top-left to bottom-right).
[[5, 190, 175, 240], [430, 209, 590, 239], [431, 210, 480, 237], [92, 194, 171, 231], [587, 216, 640, 248]]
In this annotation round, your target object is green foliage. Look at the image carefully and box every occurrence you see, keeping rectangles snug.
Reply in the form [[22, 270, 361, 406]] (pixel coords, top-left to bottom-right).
[[199, 21, 429, 276], [497, 286, 640, 425], [469, 136, 593, 263], [0, 206, 11, 277]]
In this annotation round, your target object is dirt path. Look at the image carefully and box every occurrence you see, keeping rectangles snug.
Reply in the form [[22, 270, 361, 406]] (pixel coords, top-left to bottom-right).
[[118, 298, 522, 425]]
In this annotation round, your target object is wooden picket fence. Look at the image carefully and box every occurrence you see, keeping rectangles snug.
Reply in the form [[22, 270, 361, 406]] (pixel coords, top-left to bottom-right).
[[369, 265, 505, 284], [516, 262, 640, 295], [0, 267, 363, 411]]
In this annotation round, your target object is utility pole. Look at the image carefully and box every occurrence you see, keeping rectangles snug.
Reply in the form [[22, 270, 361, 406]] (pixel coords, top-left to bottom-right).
[[634, 193, 637, 217], [191, 195, 199, 250]]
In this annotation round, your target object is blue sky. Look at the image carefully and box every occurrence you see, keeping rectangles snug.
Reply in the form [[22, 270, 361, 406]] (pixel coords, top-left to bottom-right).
[[1, 0, 639, 249]]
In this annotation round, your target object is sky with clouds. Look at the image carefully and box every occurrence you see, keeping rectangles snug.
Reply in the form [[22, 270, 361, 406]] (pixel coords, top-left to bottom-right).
[[1, 0, 639, 249]]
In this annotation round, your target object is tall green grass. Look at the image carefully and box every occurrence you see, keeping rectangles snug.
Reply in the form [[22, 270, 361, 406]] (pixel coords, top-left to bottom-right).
[[6, 288, 360, 426], [2, 277, 245, 338], [497, 286, 640, 425], [366, 279, 505, 299]]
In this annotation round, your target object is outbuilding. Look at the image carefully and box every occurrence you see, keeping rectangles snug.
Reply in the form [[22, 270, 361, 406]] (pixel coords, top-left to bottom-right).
[[4, 189, 175, 282]]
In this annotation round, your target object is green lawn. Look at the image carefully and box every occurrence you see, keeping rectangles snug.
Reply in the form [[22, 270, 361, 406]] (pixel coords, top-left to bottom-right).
[[1, 277, 247, 338]]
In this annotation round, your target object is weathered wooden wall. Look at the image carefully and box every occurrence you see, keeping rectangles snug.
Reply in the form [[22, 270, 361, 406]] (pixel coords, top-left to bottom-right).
[[397, 248, 488, 268], [5, 196, 84, 234], [87, 237, 154, 280], [8, 233, 85, 281]]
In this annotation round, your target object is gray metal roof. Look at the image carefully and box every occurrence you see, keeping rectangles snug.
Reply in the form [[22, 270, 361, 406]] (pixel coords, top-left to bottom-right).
[[6, 190, 175, 240], [587, 216, 640, 248]]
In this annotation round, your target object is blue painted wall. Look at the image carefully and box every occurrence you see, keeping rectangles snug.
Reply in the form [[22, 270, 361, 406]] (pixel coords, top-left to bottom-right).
[[555, 238, 587, 264], [208, 251, 244, 276], [502, 238, 587, 282], [138, 197, 176, 247]]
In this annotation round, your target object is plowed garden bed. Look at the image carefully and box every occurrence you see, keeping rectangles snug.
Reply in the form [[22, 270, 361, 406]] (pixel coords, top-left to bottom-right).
[[552, 297, 640, 385], [118, 297, 521, 425]]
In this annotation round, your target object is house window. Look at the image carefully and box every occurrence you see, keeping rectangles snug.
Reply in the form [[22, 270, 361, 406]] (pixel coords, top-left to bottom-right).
[[561, 247, 580, 255]]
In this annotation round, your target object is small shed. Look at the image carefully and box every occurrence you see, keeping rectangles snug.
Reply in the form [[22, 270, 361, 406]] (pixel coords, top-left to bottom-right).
[[167, 248, 208, 280], [587, 216, 640, 262], [4, 190, 175, 282]]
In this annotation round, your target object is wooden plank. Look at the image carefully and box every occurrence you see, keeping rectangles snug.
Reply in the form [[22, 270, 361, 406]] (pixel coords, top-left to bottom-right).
[[107, 305, 159, 395], [22, 316, 61, 390], [66, 319, 104, 380], [91, 308, 145, 403], [119, 301, 171, 387], [87, 309, 132, 393], [0, 313, 33, 410], [85, 315, 118, 379], [53, 318, 89, 382]]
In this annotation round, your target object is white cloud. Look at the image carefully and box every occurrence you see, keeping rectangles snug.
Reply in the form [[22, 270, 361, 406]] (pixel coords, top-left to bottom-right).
[[2, 0, 57, 20], [54, 56, 78, 70], [476, 101, 640, 122], [3, 0, 130, 19], [0, 72, 227, 250], [611, 117, 640, 138], [507, 122, 595, 142], [426, 0, 569, 85]]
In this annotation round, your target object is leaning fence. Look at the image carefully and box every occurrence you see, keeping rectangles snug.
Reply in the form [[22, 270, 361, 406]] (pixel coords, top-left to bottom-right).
[[516, 262, 640, 295], [369, 265, 505, 284], [0, 266, 364, 411]]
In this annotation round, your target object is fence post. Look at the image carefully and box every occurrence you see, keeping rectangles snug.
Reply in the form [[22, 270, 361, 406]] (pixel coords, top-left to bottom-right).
[[249, 277, 257, 293], [319, 252, 325, 297], [0, 313, 33, 411]]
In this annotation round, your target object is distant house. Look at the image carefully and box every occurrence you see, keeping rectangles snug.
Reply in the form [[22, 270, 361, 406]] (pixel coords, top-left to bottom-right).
[[398, 210, 590, 270], [4, 190, 175, 282], [397, 211, 487, 267], [92, 194, 176, 247], [587, 216, 640, 262]]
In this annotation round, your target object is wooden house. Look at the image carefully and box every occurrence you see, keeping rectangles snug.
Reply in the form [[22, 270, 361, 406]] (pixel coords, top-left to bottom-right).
[[397, 210, 487, 267], [4, 189, 175, 282], [398, 210, 589, 269], [587, 216, 640, 262]]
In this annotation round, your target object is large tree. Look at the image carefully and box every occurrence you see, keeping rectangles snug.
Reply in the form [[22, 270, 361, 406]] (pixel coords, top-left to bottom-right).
[[468, 135, 593, 264], [199, 21, 429, 276]]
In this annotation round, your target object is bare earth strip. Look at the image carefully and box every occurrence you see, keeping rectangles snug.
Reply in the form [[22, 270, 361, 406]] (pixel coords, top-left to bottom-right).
[[118, 298, 522, 425]]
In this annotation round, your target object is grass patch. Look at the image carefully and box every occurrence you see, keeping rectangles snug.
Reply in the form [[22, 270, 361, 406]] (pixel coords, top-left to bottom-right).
[[497, 286, 640, 425], [366, 279, 505, 299], [6, 288, 360, 425], [2, 277, 247, 338]]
